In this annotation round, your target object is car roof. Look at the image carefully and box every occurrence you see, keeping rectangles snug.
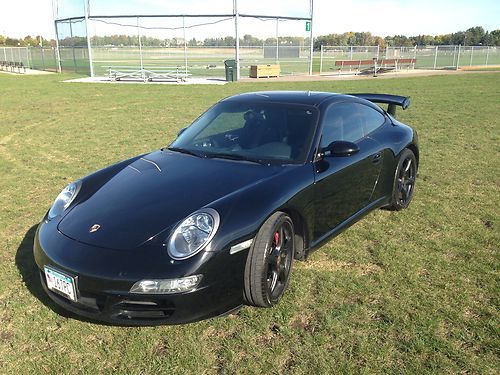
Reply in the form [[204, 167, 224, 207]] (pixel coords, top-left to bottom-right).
[[222, 91, 355, 107]]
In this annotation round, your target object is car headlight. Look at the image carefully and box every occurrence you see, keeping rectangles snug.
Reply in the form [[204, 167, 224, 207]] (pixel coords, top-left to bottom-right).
[[130, 275, 203, 294], [47, 181, 81, 220], [167, 208, 220, 260]]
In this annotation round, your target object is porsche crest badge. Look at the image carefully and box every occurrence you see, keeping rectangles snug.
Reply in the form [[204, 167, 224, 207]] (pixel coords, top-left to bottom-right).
[[89, 224, 101, 233]]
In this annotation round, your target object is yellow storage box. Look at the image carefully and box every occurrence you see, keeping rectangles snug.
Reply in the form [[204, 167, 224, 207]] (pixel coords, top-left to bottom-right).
[[249, 64, 280, 78]]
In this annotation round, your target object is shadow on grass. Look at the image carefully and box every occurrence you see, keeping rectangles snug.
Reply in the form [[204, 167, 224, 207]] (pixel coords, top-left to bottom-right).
[[15, 224, 112, 326]]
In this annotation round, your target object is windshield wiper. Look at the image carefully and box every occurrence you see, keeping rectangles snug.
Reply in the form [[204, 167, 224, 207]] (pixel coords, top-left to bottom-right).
[[204, 152, 269, 165], [166, 147, 204, 158]]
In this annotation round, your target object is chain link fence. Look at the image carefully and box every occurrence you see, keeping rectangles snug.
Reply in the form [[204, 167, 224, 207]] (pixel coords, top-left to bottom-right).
[[1, 47, 30, 67], [91, 45, 312, 78], [320, 45, 500, 74], [29, 47, 60, 72], [1, 46, 59, 72], [2, 44, 499, 76]]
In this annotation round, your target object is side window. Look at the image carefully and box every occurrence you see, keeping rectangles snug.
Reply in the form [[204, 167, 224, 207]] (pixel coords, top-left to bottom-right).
[[358, 104, 386, 135], [320, 102, 364, 147], [320, 102, 386, 147]]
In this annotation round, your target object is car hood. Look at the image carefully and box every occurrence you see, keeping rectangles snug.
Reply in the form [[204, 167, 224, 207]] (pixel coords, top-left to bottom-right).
[[58, 150, 281, 250]]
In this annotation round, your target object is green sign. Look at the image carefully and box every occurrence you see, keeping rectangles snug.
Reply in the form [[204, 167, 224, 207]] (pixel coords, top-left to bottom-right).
[[306, 21, 311, 32]]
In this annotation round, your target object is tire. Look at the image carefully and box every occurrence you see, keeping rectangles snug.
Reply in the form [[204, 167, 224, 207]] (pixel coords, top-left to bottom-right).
[[387, 148, 417, 211], [244, 212, 295, 307]]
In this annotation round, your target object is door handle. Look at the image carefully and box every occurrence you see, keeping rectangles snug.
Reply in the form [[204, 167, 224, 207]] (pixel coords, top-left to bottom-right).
[[372, 153, 382, 163]]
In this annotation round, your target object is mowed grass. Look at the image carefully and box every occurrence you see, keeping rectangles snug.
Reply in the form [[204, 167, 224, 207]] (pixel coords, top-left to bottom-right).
[[0, 72, 499, 374]]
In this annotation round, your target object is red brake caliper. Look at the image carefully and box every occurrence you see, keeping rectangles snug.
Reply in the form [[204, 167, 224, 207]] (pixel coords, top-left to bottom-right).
[[274, 231, 279, 246]]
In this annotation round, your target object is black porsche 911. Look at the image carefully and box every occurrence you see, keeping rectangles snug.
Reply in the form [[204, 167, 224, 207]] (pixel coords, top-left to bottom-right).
[[34, 91, 418, 325]]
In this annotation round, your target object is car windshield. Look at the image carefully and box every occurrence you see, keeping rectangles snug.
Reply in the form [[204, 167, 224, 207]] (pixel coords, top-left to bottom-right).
[[169, 101, 318, 164]]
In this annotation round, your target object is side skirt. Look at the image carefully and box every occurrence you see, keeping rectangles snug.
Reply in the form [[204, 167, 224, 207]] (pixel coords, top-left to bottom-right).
[[306, 195, 390, 256]]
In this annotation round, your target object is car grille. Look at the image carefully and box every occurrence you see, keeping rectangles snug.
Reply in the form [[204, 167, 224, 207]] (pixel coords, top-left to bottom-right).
[[111, 300, 175, 321]]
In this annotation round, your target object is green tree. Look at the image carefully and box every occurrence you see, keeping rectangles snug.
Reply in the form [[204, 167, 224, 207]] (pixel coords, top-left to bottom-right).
[[464, 26, 485, 45], [489, 30, 500, 45]]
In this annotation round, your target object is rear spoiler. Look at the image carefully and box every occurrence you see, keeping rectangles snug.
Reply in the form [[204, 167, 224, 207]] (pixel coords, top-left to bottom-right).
[[350, 93, 410, 117]]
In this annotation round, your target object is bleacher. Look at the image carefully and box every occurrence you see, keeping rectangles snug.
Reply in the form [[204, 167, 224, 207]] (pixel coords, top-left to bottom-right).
[[0, 61, 26, 74], [107, 66, 191, 82]]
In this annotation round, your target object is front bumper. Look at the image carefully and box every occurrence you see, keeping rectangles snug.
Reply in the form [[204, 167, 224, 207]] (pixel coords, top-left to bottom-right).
[[33, 221, 247, 325]]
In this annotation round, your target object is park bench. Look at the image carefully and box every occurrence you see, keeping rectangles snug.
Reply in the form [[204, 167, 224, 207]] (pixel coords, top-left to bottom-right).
[[107, 66, 191, 82], [0, 61, 25, 74], [333, 58, 416, 75], [378, 58, 416, 70], [334, 59, 374, 75]]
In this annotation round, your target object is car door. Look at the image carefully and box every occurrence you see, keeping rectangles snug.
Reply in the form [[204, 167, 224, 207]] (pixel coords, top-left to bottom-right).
[[313, 101, 386, 240]]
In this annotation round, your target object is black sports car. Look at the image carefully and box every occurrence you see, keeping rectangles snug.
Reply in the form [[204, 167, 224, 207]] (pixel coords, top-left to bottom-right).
[[34, 91, 418, 325]]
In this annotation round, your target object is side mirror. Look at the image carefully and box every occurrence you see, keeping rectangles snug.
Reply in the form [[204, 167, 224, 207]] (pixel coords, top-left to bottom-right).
[[177, 127, 187, 137], [323, 140, 360, 157]]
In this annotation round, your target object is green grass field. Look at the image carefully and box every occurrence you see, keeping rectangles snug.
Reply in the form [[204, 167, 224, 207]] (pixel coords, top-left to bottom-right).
[[28, 45, 499, 77], [0, 72, 499, 374]]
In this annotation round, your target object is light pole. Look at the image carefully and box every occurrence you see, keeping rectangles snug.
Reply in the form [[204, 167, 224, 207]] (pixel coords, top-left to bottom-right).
[[308, 0, 314, 75], [83, 0, 94, 77], [234, 0, 240, 80]]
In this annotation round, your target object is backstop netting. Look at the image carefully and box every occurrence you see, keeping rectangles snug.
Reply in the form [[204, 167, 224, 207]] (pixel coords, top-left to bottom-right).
[[53, 0, 313, 79]]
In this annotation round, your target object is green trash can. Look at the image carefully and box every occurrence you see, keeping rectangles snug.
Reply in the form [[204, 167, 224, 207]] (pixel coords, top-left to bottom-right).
[[224, 59, 237, 82]]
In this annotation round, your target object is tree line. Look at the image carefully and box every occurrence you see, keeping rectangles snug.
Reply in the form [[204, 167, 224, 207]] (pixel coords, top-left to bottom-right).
[[1, 26, 499, 49], [315, 27, 500, 48], [0, 35, 56, 47]]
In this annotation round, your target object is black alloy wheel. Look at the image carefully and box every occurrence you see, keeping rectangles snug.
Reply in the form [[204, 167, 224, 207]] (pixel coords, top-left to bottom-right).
[[388, 148, 417, 210], [244, 212, 295, 307]]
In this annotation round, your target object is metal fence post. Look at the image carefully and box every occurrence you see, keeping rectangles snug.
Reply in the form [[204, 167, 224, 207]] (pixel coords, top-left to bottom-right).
[[456, 45, 461, 70], [43, 47, 48, 70], [376, 45, 380, 60], [433, 45, 438, 69], [51, 47, 56, 71], [350, 45, 353, 60], [54, 21, 62, 73], [24, 47, 29, 68], [137, 17, 144, 74], [469, 46, 474, 66], [3, 47, 7, 61], [319, 45, 323, 75], [485, 46, 490, 67], [275, 17, 279, 64], [182, 16, 188, 77]]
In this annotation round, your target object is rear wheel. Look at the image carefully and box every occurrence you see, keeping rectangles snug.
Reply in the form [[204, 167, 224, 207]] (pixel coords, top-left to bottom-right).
[[244, 212, 294, 307], [387, 148, 417, 210]]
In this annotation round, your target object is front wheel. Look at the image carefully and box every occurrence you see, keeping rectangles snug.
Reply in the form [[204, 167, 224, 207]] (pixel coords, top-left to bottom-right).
[[387, 148, 417, 210], [244, 212, 295, 307]]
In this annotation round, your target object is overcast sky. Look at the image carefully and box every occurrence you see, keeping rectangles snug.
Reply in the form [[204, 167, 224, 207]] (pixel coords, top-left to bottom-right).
[[1, 0, 499, 39]]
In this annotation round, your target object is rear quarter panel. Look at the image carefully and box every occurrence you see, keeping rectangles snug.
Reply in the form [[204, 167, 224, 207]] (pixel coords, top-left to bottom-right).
[[370, 117, 417, 200]]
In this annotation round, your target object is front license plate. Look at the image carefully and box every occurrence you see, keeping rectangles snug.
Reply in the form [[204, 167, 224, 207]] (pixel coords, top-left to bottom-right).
[[44, 266, 77, 302]]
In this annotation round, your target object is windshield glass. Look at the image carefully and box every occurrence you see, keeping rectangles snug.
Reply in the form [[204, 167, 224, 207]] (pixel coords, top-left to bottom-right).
[[170, 101, 318, 164]]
